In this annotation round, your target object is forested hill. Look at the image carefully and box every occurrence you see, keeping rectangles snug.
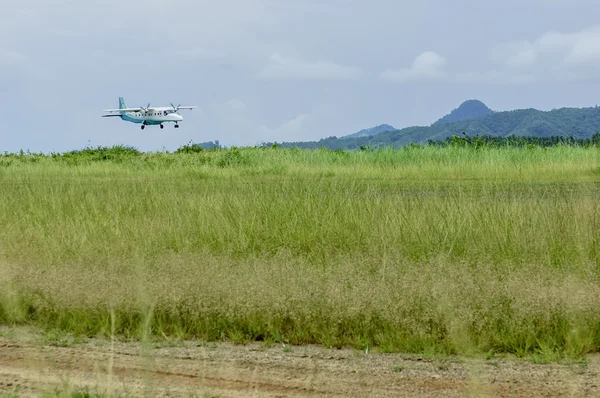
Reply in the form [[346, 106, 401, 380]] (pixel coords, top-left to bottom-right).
[[342, 124, 396, 139], [433, 99, 493, 125], [268, 105, 600, 150]]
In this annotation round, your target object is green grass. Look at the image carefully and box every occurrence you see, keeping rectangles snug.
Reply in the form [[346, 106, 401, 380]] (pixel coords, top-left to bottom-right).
[[0, 146, 599, 358]]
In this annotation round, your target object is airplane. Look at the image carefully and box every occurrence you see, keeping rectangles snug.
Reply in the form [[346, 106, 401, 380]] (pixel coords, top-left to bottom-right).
[[102, 97, 196, 130]]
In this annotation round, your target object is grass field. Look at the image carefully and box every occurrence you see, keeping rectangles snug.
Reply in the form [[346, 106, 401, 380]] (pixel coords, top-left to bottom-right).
[[1, 145, 599, 359]]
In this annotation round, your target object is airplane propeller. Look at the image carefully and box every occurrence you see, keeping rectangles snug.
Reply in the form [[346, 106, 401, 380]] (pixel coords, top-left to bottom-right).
[[170, 103, 182, 113], [140, 103, 151, 113]]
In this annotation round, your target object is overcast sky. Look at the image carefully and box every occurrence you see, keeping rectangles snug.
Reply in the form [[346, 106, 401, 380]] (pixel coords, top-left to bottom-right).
[[3, 0, 600, 152]]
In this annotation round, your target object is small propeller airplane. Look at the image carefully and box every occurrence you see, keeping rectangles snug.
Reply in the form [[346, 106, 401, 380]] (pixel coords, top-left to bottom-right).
[[102, 97, 196, 130]]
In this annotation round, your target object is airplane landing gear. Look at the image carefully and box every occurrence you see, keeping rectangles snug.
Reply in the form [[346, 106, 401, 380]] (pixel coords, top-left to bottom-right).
[[174, 123, 180, 129], [141, 125, 145, 130], [160, 124, 164, 129]]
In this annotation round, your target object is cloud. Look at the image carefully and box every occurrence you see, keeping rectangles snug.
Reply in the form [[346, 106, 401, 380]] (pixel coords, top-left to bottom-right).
[[257, 113, 311, 142], [463, 26, 600, 85], [178, 46, 224, 60], [380, 51, 447, 83], [179, 47, 213, 57], [456, 70, 537, 85], [501, 42, 538, 69], [203, 99, 315, 145], [0, 49, 26, 66], [535, 27, 600, 65], [546, 27, 600, 66], [257, 53, 362, 80], [496, 26, 600, 78]]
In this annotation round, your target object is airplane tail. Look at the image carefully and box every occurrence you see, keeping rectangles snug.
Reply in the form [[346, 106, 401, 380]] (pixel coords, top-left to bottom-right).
[[119, 97, 127, 110]]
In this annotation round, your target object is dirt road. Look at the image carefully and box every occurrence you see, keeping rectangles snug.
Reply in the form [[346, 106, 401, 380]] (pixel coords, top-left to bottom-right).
[[0, 329, 598, 397]]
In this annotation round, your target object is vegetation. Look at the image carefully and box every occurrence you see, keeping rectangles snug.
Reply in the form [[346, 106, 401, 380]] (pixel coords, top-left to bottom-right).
[[342, 124, 396, 139], [429, 133, 600, 148], [433, 99, 493, 126], [0, 143, 599, 359], [267, 103, 600, 149]]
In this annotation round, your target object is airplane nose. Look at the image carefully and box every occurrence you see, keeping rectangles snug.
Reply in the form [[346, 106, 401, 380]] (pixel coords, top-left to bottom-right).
[[176, 114, 184, 121]]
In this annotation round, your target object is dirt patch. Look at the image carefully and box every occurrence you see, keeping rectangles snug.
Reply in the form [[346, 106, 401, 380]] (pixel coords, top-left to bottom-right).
[[0, 328, 598, 397]]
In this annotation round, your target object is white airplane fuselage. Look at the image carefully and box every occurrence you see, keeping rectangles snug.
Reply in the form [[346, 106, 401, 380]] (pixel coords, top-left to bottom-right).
[[120, 109, 184, 129], [102, 97, 195, 130]]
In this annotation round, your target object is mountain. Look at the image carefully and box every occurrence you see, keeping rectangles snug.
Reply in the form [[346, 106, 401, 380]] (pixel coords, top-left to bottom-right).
[[343, 124, 396, 139], [266, 102, 600, 150], [433, 100, 493, 125], [337, 100, 492, 141]]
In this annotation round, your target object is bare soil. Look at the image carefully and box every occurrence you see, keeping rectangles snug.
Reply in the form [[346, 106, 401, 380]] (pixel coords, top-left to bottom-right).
[[0, 328, 599, 397]]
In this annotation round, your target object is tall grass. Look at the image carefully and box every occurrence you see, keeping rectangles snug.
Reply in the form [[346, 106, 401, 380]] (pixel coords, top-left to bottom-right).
[[1, 146, 599, 357]]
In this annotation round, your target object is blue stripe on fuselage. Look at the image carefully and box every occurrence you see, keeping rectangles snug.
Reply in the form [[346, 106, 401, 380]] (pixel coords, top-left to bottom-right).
[[121, 113, 143, 124]]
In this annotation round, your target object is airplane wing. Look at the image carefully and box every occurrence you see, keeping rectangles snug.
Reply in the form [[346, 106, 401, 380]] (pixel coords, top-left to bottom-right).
[[102, 105, 196, 113], [102, 108, 145, 113]]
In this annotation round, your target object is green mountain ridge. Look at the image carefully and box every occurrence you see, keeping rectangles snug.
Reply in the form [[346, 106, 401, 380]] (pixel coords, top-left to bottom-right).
[[267, 101, 600, 150], [433, 99, 494, 125], [343, 124, 396, 139]]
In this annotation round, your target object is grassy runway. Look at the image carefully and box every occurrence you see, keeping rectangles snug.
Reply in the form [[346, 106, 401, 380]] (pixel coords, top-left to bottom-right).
[[0, 146, 599, 359]]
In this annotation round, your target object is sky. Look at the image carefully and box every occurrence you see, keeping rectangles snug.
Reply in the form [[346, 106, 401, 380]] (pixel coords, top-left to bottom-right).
[[3, 0, 600, 152]]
